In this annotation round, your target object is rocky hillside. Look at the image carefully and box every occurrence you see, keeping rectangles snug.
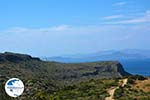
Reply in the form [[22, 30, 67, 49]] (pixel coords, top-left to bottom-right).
[[0, 52, 130, 100], [0, 52, 40, 62], [0, 52, 130, 81]]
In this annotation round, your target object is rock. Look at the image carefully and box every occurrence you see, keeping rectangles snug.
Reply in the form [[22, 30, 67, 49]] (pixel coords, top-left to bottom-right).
[[0, 52, 40, 62]]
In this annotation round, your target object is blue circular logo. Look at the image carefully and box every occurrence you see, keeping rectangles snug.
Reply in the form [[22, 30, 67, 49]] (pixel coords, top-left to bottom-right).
[[5, 78, 24, 97]]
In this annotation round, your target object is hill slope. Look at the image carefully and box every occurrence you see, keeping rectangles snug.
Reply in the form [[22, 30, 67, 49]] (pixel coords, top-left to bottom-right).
[[0, 52, 130, 81], [0, 52, 130, 99]]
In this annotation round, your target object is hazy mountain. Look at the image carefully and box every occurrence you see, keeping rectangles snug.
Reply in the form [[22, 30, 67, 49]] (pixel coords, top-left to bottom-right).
[[42, 49, 150, 62], [42, 49, 150, 76]]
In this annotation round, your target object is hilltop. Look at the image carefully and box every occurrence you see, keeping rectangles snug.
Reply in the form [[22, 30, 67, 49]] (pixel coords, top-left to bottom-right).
[[0, 52, 40, 62], [0, 52, 130, 80]]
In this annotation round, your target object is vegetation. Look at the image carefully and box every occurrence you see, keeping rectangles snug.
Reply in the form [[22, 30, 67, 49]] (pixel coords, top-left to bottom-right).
[[34, 79, 118, 100], [1, 52, 149, 100], [114, 76, 150, 100]]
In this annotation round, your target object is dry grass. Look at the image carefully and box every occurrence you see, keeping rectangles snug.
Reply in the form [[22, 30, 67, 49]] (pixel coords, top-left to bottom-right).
[[133, 79, 150, 92]]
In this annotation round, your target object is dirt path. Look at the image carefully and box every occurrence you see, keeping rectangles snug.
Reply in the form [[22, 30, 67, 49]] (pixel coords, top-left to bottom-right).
[[121, 78, 128, 87], [105, 78, 128, 100]]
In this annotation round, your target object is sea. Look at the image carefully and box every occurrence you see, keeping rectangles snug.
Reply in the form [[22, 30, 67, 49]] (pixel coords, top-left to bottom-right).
[[120, 59, 150, 76]]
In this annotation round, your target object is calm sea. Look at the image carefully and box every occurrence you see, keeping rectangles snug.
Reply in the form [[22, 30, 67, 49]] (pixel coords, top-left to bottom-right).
[[120, 59, 150, 76]]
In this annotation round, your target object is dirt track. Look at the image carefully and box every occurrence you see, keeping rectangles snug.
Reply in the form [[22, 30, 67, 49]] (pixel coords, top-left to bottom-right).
[[105, 78, 128, 100]]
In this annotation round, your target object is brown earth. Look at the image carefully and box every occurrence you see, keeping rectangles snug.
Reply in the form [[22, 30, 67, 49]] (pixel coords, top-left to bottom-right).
[[133, 79, 150, 92], [105, 78, 128, 100]]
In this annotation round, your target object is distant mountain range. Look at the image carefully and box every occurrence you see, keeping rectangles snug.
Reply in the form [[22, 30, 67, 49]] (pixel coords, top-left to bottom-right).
[[42, 49, 150, 76], [42, 49, 150, 62]]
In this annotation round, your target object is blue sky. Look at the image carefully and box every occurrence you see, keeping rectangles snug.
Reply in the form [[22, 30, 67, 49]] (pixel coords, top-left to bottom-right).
[[0, 0, 150, 56]]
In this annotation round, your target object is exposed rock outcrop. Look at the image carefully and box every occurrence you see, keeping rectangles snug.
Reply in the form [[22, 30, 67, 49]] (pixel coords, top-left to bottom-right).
[[0, 52, 40, 62]]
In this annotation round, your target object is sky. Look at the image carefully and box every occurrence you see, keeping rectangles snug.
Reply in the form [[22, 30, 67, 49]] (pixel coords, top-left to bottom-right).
[[0, 0, 150, 57]]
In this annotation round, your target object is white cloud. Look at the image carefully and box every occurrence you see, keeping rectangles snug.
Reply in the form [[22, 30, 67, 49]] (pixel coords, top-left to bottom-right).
[[103, 10, 150, 24], [0, 23, 150, 56], [115, 10, 150, 24], [103, 15, 123, 20], [49, 25, 71, 31], [2, 25, 71, 34], [113, 2, 126, 7]]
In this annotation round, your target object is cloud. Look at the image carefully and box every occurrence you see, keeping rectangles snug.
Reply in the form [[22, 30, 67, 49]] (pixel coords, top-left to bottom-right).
[[0, 23, 150, 57], [113, 2, 126, 7], [2, 25, 71, 34], [49, 25, 71, 31], [115, 10, 150, 24], [103, 15, 123, 20], [103, 10, 150, 24]]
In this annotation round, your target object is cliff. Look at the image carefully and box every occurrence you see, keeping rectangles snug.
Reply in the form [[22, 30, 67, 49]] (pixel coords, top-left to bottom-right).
[[0, 52, 130, 82]]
